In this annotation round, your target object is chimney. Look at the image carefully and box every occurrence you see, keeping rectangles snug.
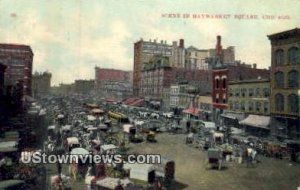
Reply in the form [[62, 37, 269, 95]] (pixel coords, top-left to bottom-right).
[[179, 39, 184, 48], [164, 40, 167, 44], [253, 63, 257, 69], [161, 40, 163, 44], [149, 39, 151, 42], [216, 35, 223, 56], [154, 39, 157, 43]]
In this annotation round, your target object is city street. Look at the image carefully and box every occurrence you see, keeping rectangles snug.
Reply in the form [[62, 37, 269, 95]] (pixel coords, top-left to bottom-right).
[[129, 133, 300, 190]]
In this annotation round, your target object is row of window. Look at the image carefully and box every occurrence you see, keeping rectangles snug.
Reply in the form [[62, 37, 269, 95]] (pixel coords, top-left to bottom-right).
[[229, 101, 269, 112], [275, 93, 299, 113], [215, 78, 226, 89], [275, 47, 300, 65], [229, 87, 270, 97], [274, 70, 299, 88]]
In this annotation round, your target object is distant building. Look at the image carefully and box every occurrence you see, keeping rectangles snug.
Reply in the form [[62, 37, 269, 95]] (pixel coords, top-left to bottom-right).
[[185, 46, 210, 70], [0, 44, 33, 96], [133, 38, 185, 96], [74, 79, 94, 94], [268, 28, 300, 140], [32, 71, 52, 98], [95, 67, 132, 99], [50, 83, 74, 95]]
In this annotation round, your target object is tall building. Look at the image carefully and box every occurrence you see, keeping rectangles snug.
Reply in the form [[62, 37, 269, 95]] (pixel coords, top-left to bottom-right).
[[32, 71, 52, 98], [267, 28, 300, 140], [0, 44, 33, 96], [133, 39, 185, 96], [185, 46, 210, 70]]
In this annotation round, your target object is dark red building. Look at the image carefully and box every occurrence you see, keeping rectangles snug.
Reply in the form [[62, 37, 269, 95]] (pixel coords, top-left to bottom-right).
[[94, 67, 131, 90], [0, 44, 33, 96], [212, 64, 270, 123]]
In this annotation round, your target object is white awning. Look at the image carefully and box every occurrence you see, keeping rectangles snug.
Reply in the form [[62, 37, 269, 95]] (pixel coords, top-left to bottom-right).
[[221, 112, 245, 121], [239, 115, 270, 129]]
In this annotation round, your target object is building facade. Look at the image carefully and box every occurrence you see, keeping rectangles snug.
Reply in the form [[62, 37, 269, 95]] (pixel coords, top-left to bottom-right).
[[133, 39, 185, 96], [228, 79, 270, 115], [32, 71, 52, 98], [74, 79, 95, 94], [185, 46, 210, 70], [268, 28, 300, 140], [101, 81, 132, 101], [212, 65, 270, 124], [141, 56, 174, 102], [0, 44, 33, 96], [95, 67, 132, 94]]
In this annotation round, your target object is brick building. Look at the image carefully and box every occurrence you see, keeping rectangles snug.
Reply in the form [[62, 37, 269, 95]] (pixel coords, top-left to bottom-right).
[[212, 65, 270, 123], [133, 39, 185, 96], [95, 67, 131, 89], [268, 28, 300, 140], [0, 44, 33, 96], [32, 71, 52, 98]]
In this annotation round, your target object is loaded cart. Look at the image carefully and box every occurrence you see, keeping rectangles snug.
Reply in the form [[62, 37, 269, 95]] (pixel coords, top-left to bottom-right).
[[205, 148, 223, 170]]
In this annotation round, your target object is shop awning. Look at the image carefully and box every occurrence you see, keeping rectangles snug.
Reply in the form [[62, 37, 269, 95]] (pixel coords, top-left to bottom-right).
[[239, 115, 270, 129], [221, 112, 245, 121], [183, 107, 200, 116]]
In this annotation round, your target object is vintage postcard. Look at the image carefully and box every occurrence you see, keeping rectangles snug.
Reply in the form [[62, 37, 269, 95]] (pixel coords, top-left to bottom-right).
[[0, 0, 299, 190]]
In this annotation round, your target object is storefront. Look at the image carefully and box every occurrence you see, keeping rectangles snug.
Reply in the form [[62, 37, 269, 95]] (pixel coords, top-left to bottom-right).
[[239, 114, 270, 137]]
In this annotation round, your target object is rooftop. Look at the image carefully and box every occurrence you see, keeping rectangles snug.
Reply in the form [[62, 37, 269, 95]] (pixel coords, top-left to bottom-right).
[[0, 43, 33, 55]]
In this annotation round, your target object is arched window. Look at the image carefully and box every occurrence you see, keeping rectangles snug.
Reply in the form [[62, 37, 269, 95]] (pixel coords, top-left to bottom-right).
[[288, 47, 299, 65], [256, 88, 260, 96], [235, 88, 240, 97], [288, 70, 299, 88], [234, 101, 240, 110], [275, 71, 284, 88], [263, 88, 270, 97], [275, 93, 284, 112], [275, 49, 284, 65], [249, 88, 254, 97], [248, 101, 254, 111], [288, 94, 299, 113], [216, 79, 220, 89], [241, 88, 247, 97], [229, 88, 233, 97], [222, 78, 226, 89], [256, 101, 261, 112], [241, 101, 245, 111], [264, 102, 269, 113]]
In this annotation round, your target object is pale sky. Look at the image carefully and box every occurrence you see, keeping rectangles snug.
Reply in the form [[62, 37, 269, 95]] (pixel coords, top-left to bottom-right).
[[0, 0, 299, 85]]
